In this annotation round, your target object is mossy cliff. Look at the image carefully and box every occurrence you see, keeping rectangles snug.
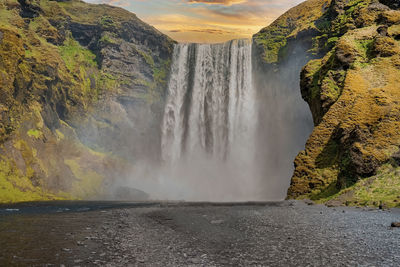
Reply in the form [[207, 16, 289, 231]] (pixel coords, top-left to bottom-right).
[[255, 0, 400, 207], [0, 0, 175, 202]]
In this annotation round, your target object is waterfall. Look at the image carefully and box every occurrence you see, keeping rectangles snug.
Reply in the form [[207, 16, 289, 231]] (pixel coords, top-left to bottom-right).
[[121, 38, 313, 201], [157, 39, 260, 201], [161, 39, 256, 165]]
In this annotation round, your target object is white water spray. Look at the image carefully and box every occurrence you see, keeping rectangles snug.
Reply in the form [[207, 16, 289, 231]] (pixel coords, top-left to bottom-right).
[[156, 39, 262, 201], [162, 39, 256, 164], [116, 38, 313, 202]]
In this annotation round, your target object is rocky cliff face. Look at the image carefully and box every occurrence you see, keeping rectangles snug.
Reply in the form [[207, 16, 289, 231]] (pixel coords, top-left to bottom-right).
[[0, 0, 175, 202], [255, 0, 400, 207], [252, 0, 331, 199]]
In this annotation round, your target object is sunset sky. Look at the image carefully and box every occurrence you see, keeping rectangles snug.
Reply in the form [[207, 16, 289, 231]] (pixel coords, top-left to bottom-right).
[[84, 0, 304, 43]]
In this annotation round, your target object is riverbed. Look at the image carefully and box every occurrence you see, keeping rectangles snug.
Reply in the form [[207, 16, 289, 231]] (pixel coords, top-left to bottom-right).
[[0, 201, 399, 266]]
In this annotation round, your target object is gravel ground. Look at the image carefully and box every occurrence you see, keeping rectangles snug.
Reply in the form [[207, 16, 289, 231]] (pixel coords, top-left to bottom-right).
[[0, 201, 399, 266]]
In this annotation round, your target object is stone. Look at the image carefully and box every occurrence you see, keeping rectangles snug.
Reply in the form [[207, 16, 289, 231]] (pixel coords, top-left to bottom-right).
[[303, 199, 315, 206], [113, 187, 149, 201], [390, 222, 400, 227], [379, 0, 400, 10]]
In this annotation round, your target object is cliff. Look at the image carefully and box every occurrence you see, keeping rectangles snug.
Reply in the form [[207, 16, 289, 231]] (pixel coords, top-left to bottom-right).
[[0, 0, 175, 202], [255, 0, 400, 207]]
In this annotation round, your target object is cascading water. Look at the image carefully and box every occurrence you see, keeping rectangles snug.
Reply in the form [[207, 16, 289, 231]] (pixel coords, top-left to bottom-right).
[[159, 39, 262, 201], [161, 39, 255, 164], [119, 38, 313, 202]]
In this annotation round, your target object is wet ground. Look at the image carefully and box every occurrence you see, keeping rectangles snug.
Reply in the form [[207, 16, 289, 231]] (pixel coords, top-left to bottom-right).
[[0, 200, 399, 266]]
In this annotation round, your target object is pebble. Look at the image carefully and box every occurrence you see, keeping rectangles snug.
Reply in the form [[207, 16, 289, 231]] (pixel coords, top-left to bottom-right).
[[4, 202, 400, 266], [391, 222, 400, 227]]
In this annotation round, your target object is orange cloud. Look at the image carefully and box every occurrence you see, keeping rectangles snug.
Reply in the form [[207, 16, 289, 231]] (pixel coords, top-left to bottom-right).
[[144, 12, 272, 43], [84, 0, 304, 43]]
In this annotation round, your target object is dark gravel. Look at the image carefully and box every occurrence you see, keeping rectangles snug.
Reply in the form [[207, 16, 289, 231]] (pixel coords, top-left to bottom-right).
[[0, 201, 399, 266]]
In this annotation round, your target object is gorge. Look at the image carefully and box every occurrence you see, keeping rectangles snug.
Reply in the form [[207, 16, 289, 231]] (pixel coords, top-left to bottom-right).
[[2, 0, 400, 265], [124, 38, 313, 201], [0, 0, 400, 207]]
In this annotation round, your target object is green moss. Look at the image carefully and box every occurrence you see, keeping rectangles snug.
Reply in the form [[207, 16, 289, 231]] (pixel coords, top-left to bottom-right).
[[355, 39, 374, 60], [59, 35, 98, 71], [65, 158, 104, 198], [0, 160, 62, 203], [99, 34, 119, 45], [254, 25, 292, 63], [27, 129, 42, 139], [25, 49, 33, 58], [351, 165, 400, 207], [0, 4, 20, 29], [153, 59, 171, 89], [310, 181, 341, 201], [58, 34, 118, 105], [321, 75, 340, 100], [311, 0, 373, 54], [138, 48, 155, 67], [98, 72, 118, 92], [99, 15, 117, 30], [55, 129, 65, 140], [254, 0, 333, 64], [13, 139, 35, 168], [327, 37, 339, 47], [318, 165, 400, 207]]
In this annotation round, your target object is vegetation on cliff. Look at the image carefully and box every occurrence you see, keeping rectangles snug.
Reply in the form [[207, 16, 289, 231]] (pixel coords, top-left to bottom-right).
[[256, 0, 400, 207], [253, 0, 331, 64], [0, 0, 175, 202]]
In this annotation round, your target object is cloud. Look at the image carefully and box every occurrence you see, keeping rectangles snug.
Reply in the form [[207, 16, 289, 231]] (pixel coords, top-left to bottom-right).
[[83, 0, 304, 43], [143, 12, 266, 43], [187, 0, 247, 6], [169, 28, 233, 34]]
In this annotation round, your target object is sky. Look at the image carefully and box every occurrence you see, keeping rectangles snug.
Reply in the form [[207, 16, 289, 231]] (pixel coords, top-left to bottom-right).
[[84, 0, 304, 43]]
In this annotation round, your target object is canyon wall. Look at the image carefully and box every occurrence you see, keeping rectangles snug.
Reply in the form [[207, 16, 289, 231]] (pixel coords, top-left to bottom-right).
[[0, 0, 174, 202], [2, 0, 400, 206], [255, 0, 400, 207]]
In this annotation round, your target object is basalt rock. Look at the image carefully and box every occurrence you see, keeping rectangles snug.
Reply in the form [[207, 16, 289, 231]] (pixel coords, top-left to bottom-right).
[[379, 0, 400, 10]]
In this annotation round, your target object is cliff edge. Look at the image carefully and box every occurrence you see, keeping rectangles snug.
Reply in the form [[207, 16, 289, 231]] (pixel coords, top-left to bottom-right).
[[255, 0, 400, 207]]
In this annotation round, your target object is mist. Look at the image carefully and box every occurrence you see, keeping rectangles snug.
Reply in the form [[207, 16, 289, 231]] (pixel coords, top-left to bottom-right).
[[252, 39, 315, 199], [92, 38, 313, 202]]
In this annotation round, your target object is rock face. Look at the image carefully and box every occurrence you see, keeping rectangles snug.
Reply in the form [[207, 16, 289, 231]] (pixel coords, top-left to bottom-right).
[[0, 0, 175, 202], [252, 0, 331, 198], [256, 0, 400, 207]]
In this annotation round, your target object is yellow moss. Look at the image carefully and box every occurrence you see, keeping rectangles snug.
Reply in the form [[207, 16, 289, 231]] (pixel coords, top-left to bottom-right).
[[254, 0, 331, 63], [0, 160, 63, 203], [323, 164, 400, 207], [0, 0, 153, 204], [289, 22, 400, 200], [55, 129, 65, 140], [388, 24, 400, 37], [64, 158, 104, 198], [27, 129, 42, 139]]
